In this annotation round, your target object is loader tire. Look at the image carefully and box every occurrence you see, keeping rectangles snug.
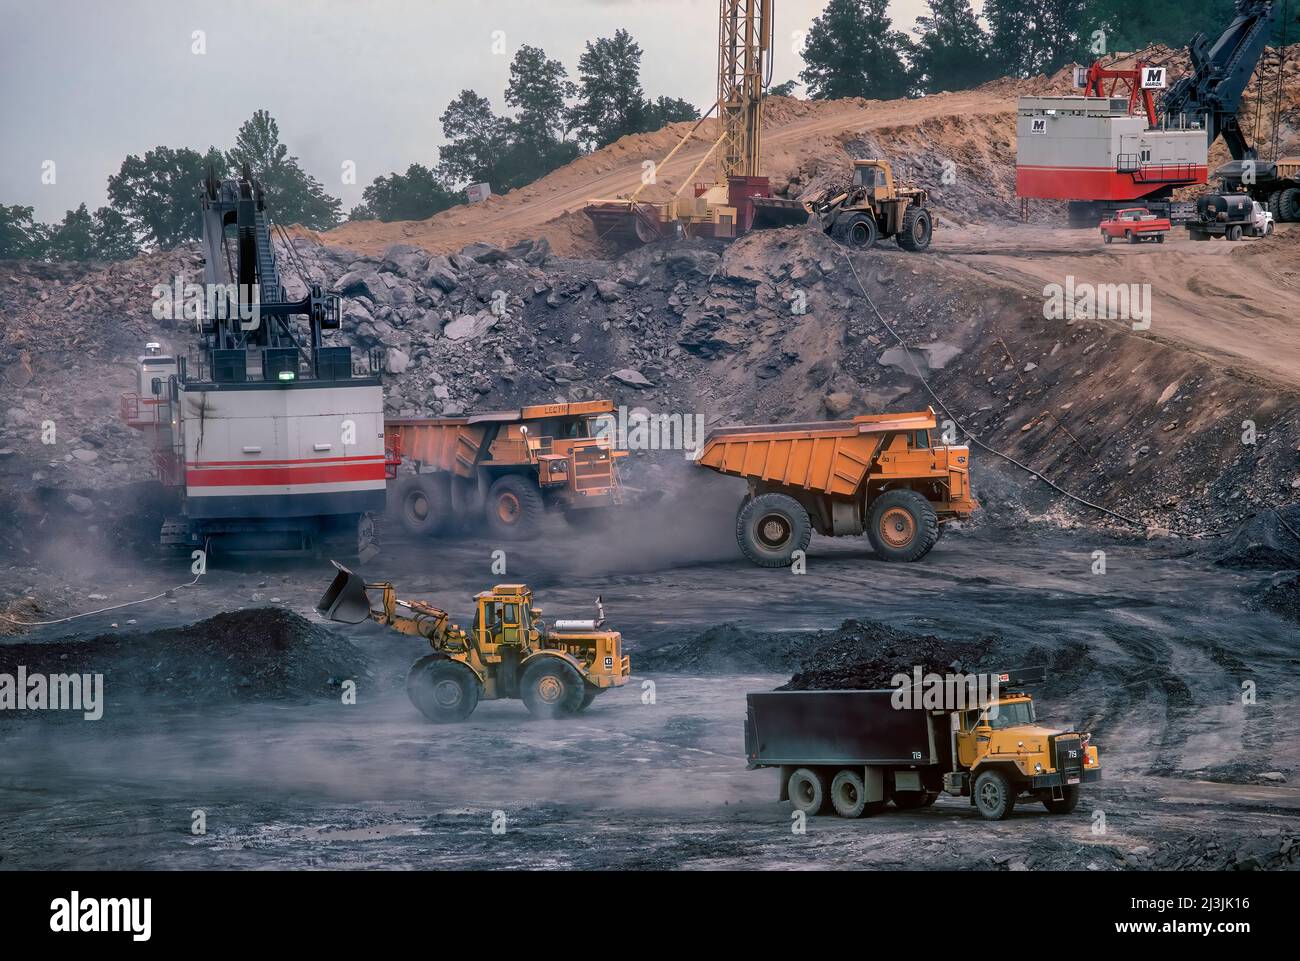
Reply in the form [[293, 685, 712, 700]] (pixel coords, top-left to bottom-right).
[[578, 684, 601, 712], [736, 493, 812, 568], [1279, 187, 1300, 223], [788, 767, 830, 816], [406, 656, 480, 723], [485, 474, 544, 541], [896, 206, 932, 251], [867, 490, 939, 562], [520, 657, 586, 719], [1043, 785, 1081, 815], [395, 473, 451, 537], [836, 212, 878, 249], [973, 769, 1016, 821]]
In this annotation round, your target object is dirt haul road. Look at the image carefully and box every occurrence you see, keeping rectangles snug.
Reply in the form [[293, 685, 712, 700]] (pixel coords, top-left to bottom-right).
[[2, 514, 1297, 871]]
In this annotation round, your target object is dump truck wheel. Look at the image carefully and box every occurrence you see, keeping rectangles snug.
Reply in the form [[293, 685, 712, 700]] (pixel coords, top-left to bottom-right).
[[973, 769, 1016, 820], [896, 206, 932, 251], [737, 493, 812, 568], [867, 490, 939, 562], [836, 213, 877, 249], [831, 769, 874, 818], [520, 658, 586, 718], [1043, 785, 1080, 815], [395, 474, 451, 536], [892, 790, 933, 810], [788, 767, 830, 816], [406, 656, 480, 723], [486, 475, 544, 540], [1279, 187, 1300, 223]]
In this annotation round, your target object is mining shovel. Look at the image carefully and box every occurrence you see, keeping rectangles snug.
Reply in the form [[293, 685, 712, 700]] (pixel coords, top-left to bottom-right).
[[316, 561, 373, 624]]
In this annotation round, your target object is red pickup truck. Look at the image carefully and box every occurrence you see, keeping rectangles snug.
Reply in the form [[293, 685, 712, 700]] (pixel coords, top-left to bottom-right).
[[1099, 208, 1171, 244]]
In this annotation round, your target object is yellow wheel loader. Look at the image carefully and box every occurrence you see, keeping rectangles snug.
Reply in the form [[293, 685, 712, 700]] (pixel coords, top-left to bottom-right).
[[807, 159, 934, 251], [316, 562, 630, 722]]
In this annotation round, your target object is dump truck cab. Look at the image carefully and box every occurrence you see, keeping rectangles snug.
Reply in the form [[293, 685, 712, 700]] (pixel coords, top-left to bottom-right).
[[947, 689, 1100, 819], [698, 407, 976, 567]]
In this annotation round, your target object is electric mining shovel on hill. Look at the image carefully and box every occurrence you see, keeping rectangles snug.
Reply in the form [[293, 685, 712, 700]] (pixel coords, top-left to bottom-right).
[[316, 562, 630, 722]]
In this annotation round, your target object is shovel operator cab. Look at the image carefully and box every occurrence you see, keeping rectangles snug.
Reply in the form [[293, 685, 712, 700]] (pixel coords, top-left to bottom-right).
[[317, 562, 630, 722]]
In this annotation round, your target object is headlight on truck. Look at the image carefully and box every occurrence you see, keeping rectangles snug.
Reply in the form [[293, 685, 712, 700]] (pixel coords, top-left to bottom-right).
[[1034, 762, 1044, 773]]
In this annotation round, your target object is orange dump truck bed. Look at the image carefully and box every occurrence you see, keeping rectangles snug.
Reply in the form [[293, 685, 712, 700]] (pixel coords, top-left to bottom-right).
[[697, 410, 939, 495]]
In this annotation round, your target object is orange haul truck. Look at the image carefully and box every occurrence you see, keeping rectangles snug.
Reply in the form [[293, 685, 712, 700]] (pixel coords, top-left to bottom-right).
[[696, 407, 977, 566]]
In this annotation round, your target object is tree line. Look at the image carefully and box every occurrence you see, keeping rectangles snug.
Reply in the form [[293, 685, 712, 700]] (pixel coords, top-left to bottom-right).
[[0, 1, 1237, 261]]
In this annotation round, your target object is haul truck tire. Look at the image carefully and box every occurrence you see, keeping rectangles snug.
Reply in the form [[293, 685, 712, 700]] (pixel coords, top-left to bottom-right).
[[396, 473, 451, 537], [1269, 190, 1284, 220], [788, 768, 830, 816], [520, 658, 586, 719], [737, 493, 812, 568], [896, 206, 932, 251], [406, 655, 480, 723], [1043, 785, 1080, 815], [1279, 188, 1300, 223], [867, 490, 939, 562], [973, 768, 1016, 821], [486, 474, 544, 541]]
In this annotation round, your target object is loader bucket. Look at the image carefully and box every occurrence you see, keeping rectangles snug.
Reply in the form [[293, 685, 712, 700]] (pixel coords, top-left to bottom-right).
[[316, 561, 373, 624]]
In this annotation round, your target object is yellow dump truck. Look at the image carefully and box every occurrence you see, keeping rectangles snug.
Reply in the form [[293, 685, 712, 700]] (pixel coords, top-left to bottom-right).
[[385, 400, 625, 540], [696, 407, 976, 566], [746, 669, 1100, 820]]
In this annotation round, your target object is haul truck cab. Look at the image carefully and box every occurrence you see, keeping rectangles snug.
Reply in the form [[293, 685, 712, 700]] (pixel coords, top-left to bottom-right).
[[745, 669, 1100, 821]]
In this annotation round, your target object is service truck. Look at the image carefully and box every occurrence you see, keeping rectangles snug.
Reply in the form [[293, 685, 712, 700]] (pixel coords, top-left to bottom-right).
[[745, 669, 1100, 821]]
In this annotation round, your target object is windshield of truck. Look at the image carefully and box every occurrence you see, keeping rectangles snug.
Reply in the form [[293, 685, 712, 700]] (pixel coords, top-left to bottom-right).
[[590, 414, 616, 444], [986, 700, 1035, 729]]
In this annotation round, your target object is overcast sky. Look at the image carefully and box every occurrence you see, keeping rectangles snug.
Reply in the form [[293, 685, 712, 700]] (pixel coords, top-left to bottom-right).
[[1, 0, 942, 222]]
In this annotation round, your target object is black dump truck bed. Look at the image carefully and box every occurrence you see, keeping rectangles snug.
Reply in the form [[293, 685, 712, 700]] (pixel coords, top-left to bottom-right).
[[745, 690, 949, 768]]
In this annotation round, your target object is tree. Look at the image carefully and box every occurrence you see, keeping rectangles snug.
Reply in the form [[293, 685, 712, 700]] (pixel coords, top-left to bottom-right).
[[769, 80, 802, 97], [106, 145, 222, 249], [350, 164, 460, 222], [505, 44, 575, 149], [641, 96, 700, 129], [800, 0, 913, 101], [89, 206, 140, 260], [911, 0, 1000, 95], [45, 204, 96, 260], [983, 0, 1089, 78], [437, 90, 511, 187], [570, 30, 648, 148], [0, 204, 47, 259], [1083, 0, 1235, 54], [227, 109, 342, 230]]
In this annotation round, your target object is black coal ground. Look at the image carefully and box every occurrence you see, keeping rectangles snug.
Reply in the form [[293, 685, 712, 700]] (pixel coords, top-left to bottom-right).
[[1, 497, 1298, 871]]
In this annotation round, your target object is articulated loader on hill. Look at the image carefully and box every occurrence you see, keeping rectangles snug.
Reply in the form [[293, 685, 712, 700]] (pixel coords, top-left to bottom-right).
[[696, 407, 976, 566], [317, 562, 630, 721]]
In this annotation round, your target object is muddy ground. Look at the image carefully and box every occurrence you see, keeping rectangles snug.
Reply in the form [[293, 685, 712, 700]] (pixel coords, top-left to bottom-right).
[[2, 474, 1298, 871]]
